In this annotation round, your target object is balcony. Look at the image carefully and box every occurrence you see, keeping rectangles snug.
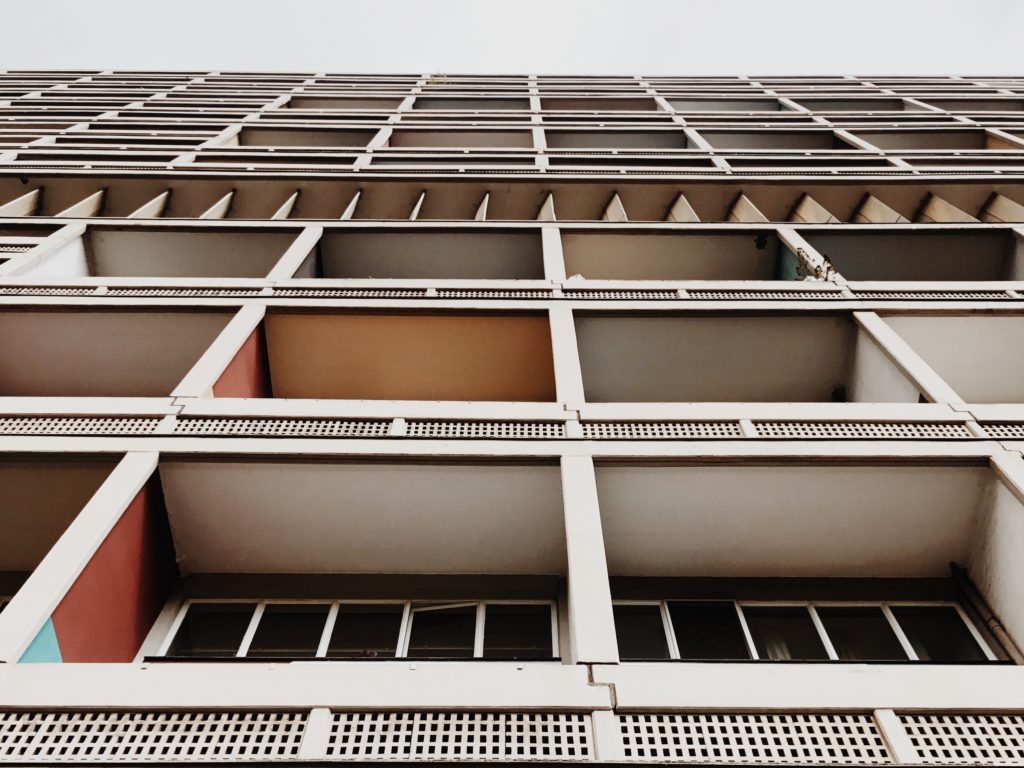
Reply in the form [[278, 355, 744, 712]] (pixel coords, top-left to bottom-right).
[[544, 130, 690, 150], [137, 457, 569, 663], [883, 313, 1024, 403], [574, 312, 921, 403], [286, 96, 404, 110], [215, 310, 556, 402], [596, 460, 1022, 663], [0, 454, 118, 604], [236, 127, 377, 148], [803, 229, 1024, 281], [0, 454, 127, 662], [920, 98, 1024, 112], [412, 97, 530, 111], [792, 98, 914, 112], [852, 129, 1023, 151], [669, 98, 782, 112], [697, 130, 858, 150], [21, 227, 300, 279], [0, 309, 232, 397], [302, 229, 544, 280], [561, 230, 799, 280], [540, 97, 660, 111], [385, 130, 534, 149]]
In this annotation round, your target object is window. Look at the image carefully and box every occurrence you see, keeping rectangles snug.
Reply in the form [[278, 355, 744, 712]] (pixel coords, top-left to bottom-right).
[[613, 600, 997, 663], [160, 600, 557, 661], [816, 606, 908, 661], [326, 604, 404, 659], [406, 604, 477, 658], [483, 604, 558, 660], [744, 606, 829, 660], [668, 602, 751, 660], [613, 604, 670, 660], [165, 603, 255, 658], [890, 605, 989, 662], [246, 604, 330, 659]]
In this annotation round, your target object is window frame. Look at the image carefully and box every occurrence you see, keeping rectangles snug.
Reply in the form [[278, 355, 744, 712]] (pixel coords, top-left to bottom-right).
[[158, 598, 559, 661], [612, 599, 996, 662]]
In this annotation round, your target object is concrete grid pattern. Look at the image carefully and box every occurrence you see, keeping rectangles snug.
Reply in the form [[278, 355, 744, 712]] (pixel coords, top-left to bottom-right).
[[0, 72, 1023, 765]]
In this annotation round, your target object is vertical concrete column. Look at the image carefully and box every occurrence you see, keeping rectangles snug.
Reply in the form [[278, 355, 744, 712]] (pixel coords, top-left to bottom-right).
[[874, 709, 920, 764], [591, 709, 626, 761], [561, 455, 619, 664], [541, 226, 567, 283], [266, 225, 324, 279], [548, 307, 585, 409], [171, 304, 268, 398], [298, 707, 332, 759]]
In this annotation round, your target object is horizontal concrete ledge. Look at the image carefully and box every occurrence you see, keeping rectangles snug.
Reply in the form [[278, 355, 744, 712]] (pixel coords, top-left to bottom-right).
[[0, 662, 611, 710], [595, 662, 1024, 711]]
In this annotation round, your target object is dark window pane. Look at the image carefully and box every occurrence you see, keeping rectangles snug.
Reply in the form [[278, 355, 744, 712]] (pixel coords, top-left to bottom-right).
[[891, 606, 987, 662], [407, 605, 476, 658], [246, 604, 330, 658], [327, 604, 403, 659], [483, 604, 553, 659], [613, 604, 669, 660], [668, 601, 750, 660], [817, 607, 908, 661], [167, 603, 254, 658], [744, 606, 828, 660]]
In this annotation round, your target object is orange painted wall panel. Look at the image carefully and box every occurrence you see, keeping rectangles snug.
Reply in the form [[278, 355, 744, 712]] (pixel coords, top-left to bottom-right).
[[212, 326, 272, 398], [265, 313, 556, 402], [51, 475, 178, 662]]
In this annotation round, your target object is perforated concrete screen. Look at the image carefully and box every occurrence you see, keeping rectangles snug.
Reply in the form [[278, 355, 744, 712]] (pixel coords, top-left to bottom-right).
[[0, 71, 1023, 766]]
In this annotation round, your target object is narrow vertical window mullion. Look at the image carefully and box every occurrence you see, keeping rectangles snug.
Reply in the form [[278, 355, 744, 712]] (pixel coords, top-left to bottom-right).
[[396, 601, 413, 658], [734, 603, 759, 660], [549, 602, 559, 658], [881, 603, 918, 661], [316, 602, 341, 658], [473, 602, 486, 658], [156, 599, 192, 657], [950, 602, 998, 660], [660, 600, 681, 660], [807, 604, 839, 660], [237, 602, 266, 658]]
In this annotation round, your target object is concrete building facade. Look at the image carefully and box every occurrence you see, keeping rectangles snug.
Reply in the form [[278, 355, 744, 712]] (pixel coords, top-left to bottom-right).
[[0, 71, 1023, 765]]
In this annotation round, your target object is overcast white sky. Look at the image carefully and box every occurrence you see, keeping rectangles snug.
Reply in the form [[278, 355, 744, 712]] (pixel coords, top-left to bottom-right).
[[6, 0, 1023, 76]]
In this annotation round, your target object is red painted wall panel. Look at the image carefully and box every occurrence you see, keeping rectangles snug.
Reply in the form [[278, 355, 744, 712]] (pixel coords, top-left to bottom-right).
[[212, 326, 272, 398], [51, 474, 178, 662]]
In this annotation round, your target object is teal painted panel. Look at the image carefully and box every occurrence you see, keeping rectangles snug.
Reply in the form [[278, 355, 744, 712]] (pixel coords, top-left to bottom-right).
[[775, 244, 801, 281], [19, 617, 62, 663]]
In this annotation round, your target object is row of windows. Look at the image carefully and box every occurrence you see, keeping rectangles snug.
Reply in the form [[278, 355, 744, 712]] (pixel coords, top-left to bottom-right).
[[159, 601, 558, 661], [613, 601, 996, 663], [152, 598, 999, 664]]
